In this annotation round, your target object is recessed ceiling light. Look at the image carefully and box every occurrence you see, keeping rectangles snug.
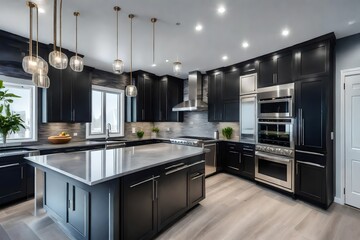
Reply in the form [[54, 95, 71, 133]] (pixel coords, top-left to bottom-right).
[[348, 20, 356, 25], [152, 63, 157, 67], [242, 41, 249, 48], [195, 24, 203, 32], [217, 6, 226, 14], [282, 28, 290, 37], [38, 7, 45, 13], [222, 55, 228, 61], [165, 59, 169, 63]]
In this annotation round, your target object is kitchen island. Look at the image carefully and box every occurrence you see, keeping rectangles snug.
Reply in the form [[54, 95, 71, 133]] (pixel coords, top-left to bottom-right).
[[25, 143, 206, 240]]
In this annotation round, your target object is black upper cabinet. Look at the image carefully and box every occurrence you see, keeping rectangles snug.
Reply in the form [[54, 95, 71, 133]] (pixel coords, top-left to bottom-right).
[[223, 69, 240, 101], [135, 71, 155, 122], [43, 49, 92, 123], [257, 51, 293, 88], [208, 71, 223, 122], [154, 75, 183, 122], [293, 41, 330, 80], [295, 77, 327, 153]]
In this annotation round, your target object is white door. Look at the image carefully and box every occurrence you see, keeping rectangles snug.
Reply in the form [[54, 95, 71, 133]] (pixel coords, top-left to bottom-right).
[[345, 70, 360, 208]]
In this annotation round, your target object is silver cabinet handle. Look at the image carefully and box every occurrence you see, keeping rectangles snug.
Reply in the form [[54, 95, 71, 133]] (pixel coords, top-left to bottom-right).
[[229, 151, 239, 154], [243, 154, 254, 158], [188, 160, 205, 168], [165, 165, 188, 175], [165, 162, 185, 170], [0, 163, 20, 169], [191, 173, 204, 181], [227, 166, 240, 171], [130, 177, 154, 188], [242, 148, 254, 152], [302, 117, 305, 145], [297, 160, 325, 168], [155, 180, 158, 199], [298, 108, 301, 145], [295, 150, 325, 156]]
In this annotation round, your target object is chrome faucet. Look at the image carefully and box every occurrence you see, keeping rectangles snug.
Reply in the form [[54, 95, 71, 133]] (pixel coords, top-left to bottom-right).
[[106, 123, 111, 140]]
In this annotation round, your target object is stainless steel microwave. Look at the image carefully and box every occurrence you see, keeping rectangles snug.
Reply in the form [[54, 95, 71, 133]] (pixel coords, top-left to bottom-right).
[[257, 83, 294, 118]]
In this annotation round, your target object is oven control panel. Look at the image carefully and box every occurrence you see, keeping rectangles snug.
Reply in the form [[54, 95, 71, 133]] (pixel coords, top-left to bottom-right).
[[256, 145, 293, 157]]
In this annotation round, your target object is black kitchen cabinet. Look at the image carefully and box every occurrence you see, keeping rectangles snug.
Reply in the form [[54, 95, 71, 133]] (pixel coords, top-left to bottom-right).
[[42, 48, 92, 123], [240, 144, 255, 179], [0, 162, 27, 205], [154, 75, 184, 122], [188, 161, 205, 209], [158, 162, 188, 230], [68, 184, 89, 239], [257, 51, 292, 88], [240, 60, 257, 74], [294, 41, 331, 80], [123, 171, 158, 240], [223, 143, 241, 174], [135, 71, 156, 122], [223, 68, 240, 101], [295, 77, 327, 153], [223, 100, 239, 122], [208, 71, 223, 122]]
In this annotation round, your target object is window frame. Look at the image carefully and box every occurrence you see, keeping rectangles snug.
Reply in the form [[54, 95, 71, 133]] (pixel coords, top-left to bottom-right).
[[86, 85, 125, 139], [0, 75, 38, 144]]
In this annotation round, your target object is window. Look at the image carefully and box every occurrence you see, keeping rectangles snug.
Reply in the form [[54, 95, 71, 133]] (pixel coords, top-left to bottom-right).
[[0, 75, 38, 143], [86, 85, 124, 138]]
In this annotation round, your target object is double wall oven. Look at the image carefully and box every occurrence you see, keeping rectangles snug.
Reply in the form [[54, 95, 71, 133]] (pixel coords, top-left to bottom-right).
[[255, 83, 295, 193]]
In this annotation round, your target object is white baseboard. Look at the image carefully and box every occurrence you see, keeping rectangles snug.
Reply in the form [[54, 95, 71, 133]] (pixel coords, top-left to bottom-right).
[[334, 197, 344, 205]]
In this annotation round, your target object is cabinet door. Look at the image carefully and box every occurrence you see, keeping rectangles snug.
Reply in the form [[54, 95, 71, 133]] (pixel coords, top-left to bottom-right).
[[136, 74, 154, 122], [240, 95, 257, 143], [240, 145, 255, 179], [158, 164, 188, 230], [189, 171, 205, 208], [45, 173, 67, 220], [223, 69, 240, 101], [240, 73, 257, 95], [166, 77, 183, 122], [223, 100, 239, 122], [72, 67, 92, 122], [60, 67, 74, 122], [258, 58, 275, 88], [0, 163, 26, 205], [208, 72, 223, 122], [158, 78, 167, 121], [276, 53, 293, 85], [295, 78, 326, 152], [295, 161, 325, 204], [294, 42, 329, 80], [68, 184, 89, 239], [123, 174, 157, 240], [223, 144, 241, 174]]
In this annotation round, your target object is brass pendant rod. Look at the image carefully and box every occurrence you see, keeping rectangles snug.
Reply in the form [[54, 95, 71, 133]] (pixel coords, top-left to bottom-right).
[[151, 18, 157, 65], [53, 0, 57, 51], [36, 5, 39, 57], [28, 2, 33, 58], [74, 12, 80, 57], [114, 6, 120, 60]]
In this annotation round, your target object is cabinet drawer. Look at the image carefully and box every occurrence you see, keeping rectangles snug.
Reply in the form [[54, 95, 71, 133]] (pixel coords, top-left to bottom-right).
[[225, 142, 241, 151]]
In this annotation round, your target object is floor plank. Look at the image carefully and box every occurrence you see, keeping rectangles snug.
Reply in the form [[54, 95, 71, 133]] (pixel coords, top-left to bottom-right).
[[0, 173, 360, 240]]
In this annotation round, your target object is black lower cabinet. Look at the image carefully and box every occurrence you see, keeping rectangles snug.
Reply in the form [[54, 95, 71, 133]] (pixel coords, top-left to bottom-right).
[[222, 142, 255, 180], [123, 172, 158, 240], [122, 155, 205, 240], [295, 151, 333, 209], [158, 163, 188, 230], [0, 155, 34, 206]]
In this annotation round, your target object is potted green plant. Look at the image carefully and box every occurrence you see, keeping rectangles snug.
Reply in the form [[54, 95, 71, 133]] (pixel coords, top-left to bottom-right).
[[136, 130, 144, 139], [222, 127, 233, 140], [151, 127, 160, 138], [0, 80, 25, 144]]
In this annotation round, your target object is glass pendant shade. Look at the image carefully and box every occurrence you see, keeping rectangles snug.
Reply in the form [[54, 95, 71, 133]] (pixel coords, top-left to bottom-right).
[[173, 61, 182, 75], [32, 71, 50, 89], [49, 50, 68, 69], [22, 55, 49, 75], [113, 59, 124, 74], [70, 55, 84, 72], [125, 85, 138, 97]]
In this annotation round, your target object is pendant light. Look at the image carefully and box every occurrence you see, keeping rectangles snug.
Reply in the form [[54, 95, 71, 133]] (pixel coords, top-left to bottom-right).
[[151, 18, 157, 67], [22, 1, 48, 75], [49, 0, 68, 69], [125, 14, 137, 97], [32, 3, 50, 88], [70, 12, 84, 72], [112, 6, 124, 74]]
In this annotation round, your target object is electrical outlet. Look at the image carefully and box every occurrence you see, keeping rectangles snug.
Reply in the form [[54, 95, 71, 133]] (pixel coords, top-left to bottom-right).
[[73, 132, 78, 136], [166, 128, 171, 132], [132, 127, 136, 134]]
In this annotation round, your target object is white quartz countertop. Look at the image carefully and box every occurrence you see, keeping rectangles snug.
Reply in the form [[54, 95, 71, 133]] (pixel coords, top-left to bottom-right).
[[25, 143, 205, 186]]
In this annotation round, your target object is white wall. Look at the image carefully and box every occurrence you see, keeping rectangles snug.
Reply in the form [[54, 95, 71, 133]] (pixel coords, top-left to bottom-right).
[[335, 33, 360, 199]]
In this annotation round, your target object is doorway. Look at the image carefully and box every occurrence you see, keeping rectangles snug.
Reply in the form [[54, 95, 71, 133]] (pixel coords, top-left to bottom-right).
[[343, 68, 360, 208]]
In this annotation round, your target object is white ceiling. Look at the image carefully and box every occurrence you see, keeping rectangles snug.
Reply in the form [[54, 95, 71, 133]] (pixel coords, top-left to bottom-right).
[[0, 0, 360, 78]]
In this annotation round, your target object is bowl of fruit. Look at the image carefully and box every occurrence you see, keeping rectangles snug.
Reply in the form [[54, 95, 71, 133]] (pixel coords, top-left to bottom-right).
[[48, 132, 72, 144]]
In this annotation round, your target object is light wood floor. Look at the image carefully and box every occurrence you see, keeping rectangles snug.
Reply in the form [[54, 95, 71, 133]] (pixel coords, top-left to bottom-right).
[[1, 173, 360, 240]]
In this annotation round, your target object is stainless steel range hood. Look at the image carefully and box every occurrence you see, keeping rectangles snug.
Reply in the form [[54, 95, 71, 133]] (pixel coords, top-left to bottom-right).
[[172, 71, 208, 111]]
